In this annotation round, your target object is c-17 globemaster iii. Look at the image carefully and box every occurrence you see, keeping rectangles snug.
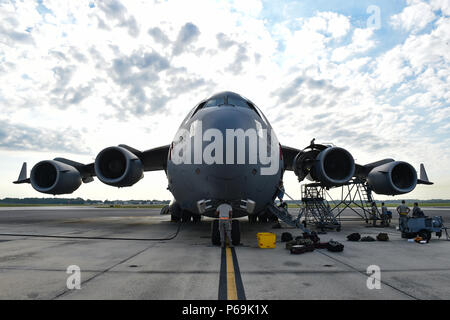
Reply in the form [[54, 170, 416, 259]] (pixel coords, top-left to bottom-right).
[[14, 91, 433, 244]]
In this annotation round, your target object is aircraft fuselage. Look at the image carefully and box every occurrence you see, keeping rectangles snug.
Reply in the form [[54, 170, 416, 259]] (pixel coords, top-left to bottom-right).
[[166, 92, 283, 218]]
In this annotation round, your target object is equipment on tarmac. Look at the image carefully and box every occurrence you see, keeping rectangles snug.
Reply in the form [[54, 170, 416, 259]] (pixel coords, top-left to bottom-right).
[[376, 233, 389, 241], [257, 232, 276, 248], [347, 233, 361, 241], [399, 215, 445, 242], [303, 231, 320, 243], [281, 232, 293, 242], [285, 240, 297, 250], [290, 245, 309, 254], [326, 240, 344, 252], [314, 242, 329, 249]]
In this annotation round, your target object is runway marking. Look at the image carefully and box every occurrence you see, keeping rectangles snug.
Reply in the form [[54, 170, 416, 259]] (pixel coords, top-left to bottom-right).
[[226, 247, 237, 299], [219, 246, 246, 300]]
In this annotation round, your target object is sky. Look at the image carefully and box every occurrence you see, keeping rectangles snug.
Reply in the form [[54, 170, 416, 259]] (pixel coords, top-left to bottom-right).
[[0, 0, 449, 201]]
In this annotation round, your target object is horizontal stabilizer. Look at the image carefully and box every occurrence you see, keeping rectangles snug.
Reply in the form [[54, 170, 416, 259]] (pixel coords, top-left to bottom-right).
[[13, 162, 30, 184], [417, 163, 433, 185]]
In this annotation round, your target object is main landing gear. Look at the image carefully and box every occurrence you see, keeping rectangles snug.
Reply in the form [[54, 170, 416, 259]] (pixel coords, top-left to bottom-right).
[[170, 209, 202, 223]]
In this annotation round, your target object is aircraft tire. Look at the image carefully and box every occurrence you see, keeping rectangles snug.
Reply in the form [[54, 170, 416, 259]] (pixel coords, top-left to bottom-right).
[[211, 220, 220, 246], [160, 205, 169, 215], [258, 215, 268, 223], [181, 211, 192, 223], [231, 219, 240, 246], [418, 229, 431, 242]]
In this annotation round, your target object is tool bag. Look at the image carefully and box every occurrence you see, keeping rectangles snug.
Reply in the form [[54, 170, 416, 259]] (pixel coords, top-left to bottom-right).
[[306, 231, 320, 243], [347, 233, 361, 241], [314, 242, 329, 249], [327, 240, 344, 252], [296, 238, 314, 246], [290, 245, 308, 254], [376, 233, 389, 241], [285, 240, 297, 250], [281, 232, 293, 242]]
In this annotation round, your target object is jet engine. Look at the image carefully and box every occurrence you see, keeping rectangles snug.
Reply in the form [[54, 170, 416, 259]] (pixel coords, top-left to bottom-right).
[[367, 161, 417, 195], [94, 146, 143, 187], [294, 146, 355, 186], [30, 160, 82, 195]]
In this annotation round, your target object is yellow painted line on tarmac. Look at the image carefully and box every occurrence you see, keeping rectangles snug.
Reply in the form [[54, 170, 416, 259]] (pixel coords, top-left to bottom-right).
[[226, 246, 238, 300]]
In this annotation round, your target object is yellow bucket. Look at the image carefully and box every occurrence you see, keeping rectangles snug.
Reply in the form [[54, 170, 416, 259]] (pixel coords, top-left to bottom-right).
[[257, 232, 276, 248]]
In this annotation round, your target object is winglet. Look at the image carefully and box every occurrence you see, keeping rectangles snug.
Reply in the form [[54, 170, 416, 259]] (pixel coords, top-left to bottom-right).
[[13, 162, 30, 184], [417, 163, 433, 185]]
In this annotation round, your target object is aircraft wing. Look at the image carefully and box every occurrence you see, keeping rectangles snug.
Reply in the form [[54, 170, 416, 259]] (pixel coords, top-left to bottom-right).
[[119, 144, 170, 171], [281, 144, 433, 186], [280, 145, 301, 171], [13, 144, 170, 190]]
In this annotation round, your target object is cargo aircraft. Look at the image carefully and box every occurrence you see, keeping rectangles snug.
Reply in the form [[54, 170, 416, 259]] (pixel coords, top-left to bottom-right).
[[14, 91, 432, 244]]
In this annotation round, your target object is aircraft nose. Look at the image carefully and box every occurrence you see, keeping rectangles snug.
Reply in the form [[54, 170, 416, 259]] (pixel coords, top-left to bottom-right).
[[193, 107, 262, 198], [199, 106, 254, 132], [196, 107, 259, 172]]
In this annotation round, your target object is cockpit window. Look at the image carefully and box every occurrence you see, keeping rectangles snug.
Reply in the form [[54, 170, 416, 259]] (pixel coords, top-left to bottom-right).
[[227, 95, 253, 109], [190, 93, 262, 119], [204, 96, 226, 107]]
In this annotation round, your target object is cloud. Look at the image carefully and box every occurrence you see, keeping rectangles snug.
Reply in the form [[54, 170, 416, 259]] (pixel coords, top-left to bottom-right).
[[391, 0, 436, 33], [0, 14, 35, 46], [148, 27, 170, 45], [0, 120, 90, 154], [97, 0, 140, 37], [172, 22, 200, 56], [97, 0, 127, 20], [331, 28, 375, 62], [216, 32, 238, 49], [0, 27, 35, 45], [110, 50, 170, 93], [273, 75, 348, 107], [226, 45, 250, 75]]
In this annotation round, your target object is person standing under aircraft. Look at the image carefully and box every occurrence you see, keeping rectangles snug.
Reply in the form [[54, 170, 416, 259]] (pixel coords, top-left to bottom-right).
[[277, 181, 287, 209], [370, 202, 378, 226], [216, 203, 233, 248], [380, 202, 390, 226], [397, 200, 410, 230], [412, 202, 425, 218]]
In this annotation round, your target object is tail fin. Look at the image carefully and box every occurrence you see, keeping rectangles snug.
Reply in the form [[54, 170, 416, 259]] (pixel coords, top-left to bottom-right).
[[417, 163, 433, 185], [13, 162, 30, 184]]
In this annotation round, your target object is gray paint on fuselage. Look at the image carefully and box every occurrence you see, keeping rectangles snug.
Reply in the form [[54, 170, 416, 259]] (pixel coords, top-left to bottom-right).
[[166, 93, 283, 217]]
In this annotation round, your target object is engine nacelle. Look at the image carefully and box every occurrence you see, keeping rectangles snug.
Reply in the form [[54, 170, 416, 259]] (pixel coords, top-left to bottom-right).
[[30, 160, 82, 195], [309, 147, 355, 186], [95, 146, 143, 187], [367, 161, 417, 195], [294, 146, 355, 186]]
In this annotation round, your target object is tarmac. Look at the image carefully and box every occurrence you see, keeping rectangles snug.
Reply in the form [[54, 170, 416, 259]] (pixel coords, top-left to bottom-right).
[[0, 206, 449, 300]]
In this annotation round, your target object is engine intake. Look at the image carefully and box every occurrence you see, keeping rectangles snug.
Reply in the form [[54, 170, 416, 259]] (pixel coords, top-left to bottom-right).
[[30, 160, 82, 195], [95, 146, 143, 187], [294, 146, 355, 186], [367, 161, 417, 195]]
